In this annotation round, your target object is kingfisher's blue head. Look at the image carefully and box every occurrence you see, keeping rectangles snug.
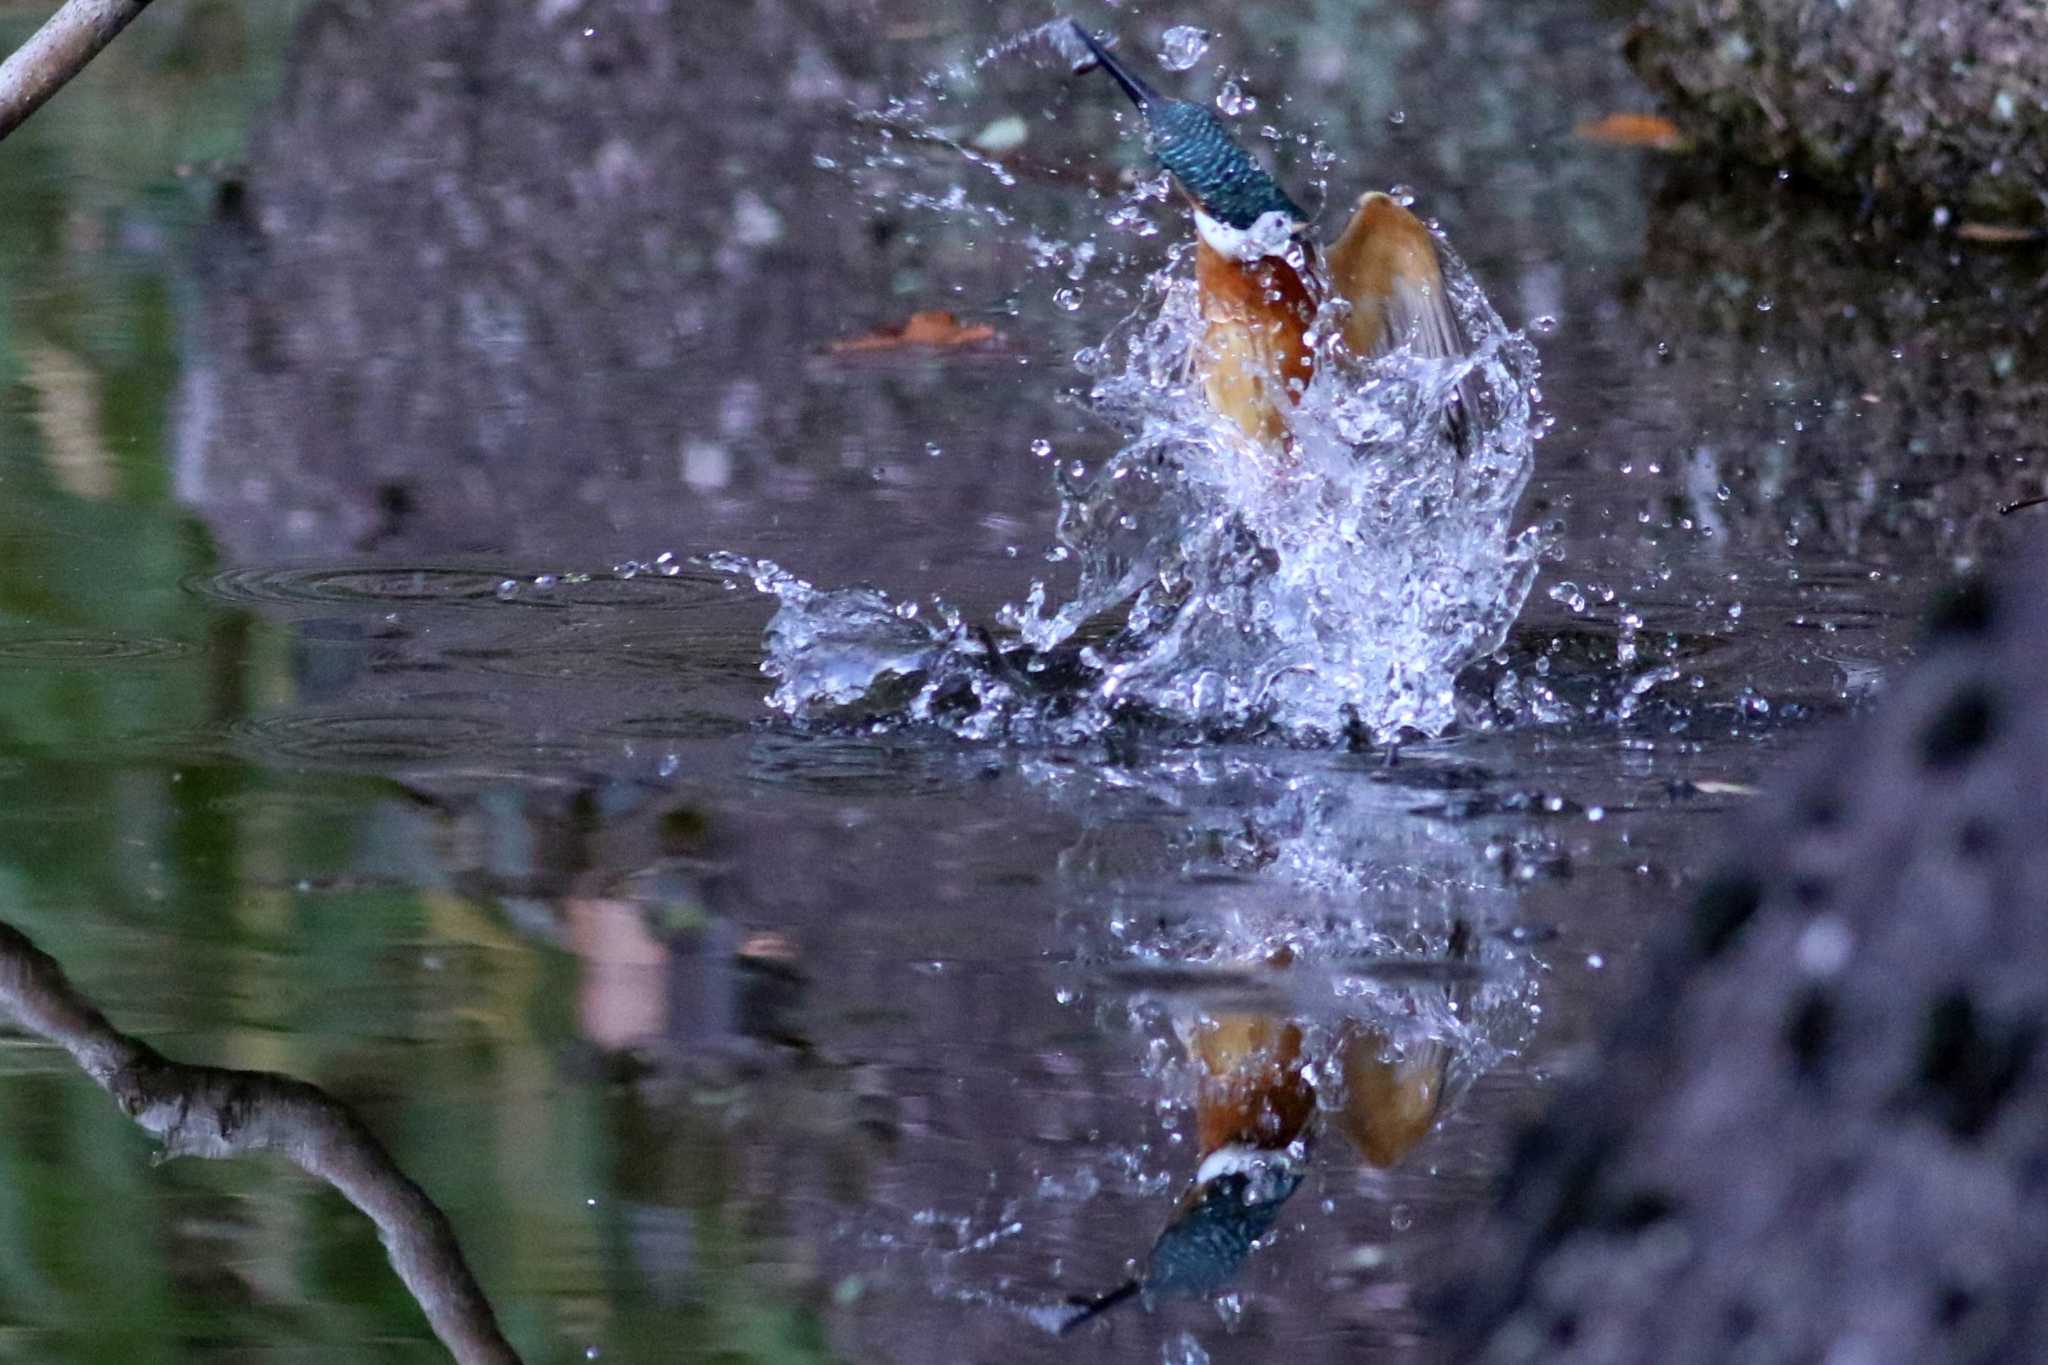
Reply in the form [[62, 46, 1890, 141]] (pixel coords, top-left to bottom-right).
[[1069, 23, 1308, 257]]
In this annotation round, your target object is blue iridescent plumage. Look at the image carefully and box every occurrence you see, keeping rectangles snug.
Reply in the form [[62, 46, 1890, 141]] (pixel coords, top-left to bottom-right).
[[1060, 1162, 1303, 1333], [1068, 23, 1305, 231], [1145, 101, 1306, 229]]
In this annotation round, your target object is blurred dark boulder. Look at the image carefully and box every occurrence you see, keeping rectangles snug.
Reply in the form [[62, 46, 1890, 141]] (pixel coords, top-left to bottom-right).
[[1436, 534, 2048, 1363], [1627, 0, 2048, 225]]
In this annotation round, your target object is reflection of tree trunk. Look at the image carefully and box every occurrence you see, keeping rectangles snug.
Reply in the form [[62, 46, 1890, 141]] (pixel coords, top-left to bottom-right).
[[0, 0, 154, 141], [0, 920, 523, 1365]]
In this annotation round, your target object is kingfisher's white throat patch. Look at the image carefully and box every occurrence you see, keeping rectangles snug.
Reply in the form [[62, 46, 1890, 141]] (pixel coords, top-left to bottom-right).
[[1194, 208, 1304, 261], [1194, 1142, 1300, 1187]]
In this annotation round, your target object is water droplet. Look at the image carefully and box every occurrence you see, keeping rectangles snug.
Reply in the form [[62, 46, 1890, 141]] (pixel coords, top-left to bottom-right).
[[1755, 296, 1774, 313], [1216, 80, 1253, 116], [495, 579, 519, 601], [1545, 581, 1588, 614], [1530, 314, 1558, 336], [1053, 287, 1082, 311], [1158, 25, 1209, 71], [1030, 438, 1053, 458], [1797, 916, 1853, 976], [1387, 108, 1407, 126]]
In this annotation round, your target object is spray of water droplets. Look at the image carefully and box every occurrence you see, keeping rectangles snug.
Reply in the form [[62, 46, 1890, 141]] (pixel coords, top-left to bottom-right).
[[709, 36, 1544, 745], [709, 236, 1541, 743]]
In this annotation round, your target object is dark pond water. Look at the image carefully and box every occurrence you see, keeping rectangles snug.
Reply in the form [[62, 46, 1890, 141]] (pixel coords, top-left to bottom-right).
[[1, 1, 2042, 1362]]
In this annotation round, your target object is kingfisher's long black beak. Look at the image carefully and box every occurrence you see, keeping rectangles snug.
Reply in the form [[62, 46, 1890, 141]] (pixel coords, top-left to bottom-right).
[[1068, 21, 1157, 110], [1058, 1279, 1140, 1335]]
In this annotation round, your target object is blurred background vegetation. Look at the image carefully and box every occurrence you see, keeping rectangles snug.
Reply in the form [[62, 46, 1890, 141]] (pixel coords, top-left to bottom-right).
[[0, 7, 835, 1361]]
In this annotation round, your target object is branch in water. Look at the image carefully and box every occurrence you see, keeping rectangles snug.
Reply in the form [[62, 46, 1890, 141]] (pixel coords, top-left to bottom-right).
[[0, 920, 524, 1365], [0, 0, 155, 142]]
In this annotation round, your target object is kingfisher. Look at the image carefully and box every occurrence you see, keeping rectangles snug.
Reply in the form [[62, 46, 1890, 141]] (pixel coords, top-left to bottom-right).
[[1061, 927, 1471, 1334], [1068, 22, 1475, 455], [1059, 1010, 1314, 1333]]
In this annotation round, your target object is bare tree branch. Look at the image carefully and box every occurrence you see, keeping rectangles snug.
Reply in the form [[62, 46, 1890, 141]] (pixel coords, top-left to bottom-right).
[[0, 919, 525, 1365], [0, 0, 154, 142]]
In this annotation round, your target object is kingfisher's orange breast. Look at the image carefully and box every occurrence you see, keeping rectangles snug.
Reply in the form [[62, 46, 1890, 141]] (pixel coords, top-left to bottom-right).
[[1186, 1013, 1317, 1154], [1193, 240, 1317, 450]]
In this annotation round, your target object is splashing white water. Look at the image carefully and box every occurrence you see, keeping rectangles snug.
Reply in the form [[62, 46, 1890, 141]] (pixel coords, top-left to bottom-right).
[[712, 217, 1541, 743]]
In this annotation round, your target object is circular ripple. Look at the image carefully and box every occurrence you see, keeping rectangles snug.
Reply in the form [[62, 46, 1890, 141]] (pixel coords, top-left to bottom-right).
[[183, 564, 736, 612], [746, 732, 989, 798], [230, 711, 509, 769], [0, 633, 194, 666], [600, 711, 752, 742], [445, 626, 764, 684]]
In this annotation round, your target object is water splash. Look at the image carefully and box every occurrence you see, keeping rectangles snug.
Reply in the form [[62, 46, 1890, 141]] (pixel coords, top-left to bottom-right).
[[712, 228, 1540, 743]]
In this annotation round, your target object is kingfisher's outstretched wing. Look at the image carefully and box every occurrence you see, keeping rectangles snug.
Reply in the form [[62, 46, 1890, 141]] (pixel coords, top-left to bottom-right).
[[1326, 192, 1479, 455], [1328, 918, 1472, 1167]]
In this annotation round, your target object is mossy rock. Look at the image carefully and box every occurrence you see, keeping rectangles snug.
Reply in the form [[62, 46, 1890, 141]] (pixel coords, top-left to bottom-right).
[[1627, 0, 2048, 226]]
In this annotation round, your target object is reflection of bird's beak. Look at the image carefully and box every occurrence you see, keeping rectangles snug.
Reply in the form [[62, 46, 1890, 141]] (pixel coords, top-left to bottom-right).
[[1067, 21, 1157, 110], [1060, 1277, 1140, 1334]]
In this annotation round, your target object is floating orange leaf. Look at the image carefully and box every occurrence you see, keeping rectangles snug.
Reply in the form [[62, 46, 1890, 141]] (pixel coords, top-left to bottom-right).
[[1956, 221, 2043, 245], [738, 930, 800, 964], [1574, 112, 1686, 151], [830, 309, 998, 353]]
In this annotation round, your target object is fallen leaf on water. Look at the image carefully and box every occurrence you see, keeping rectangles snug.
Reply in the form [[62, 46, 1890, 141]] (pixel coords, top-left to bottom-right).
[[830, 310, 999, 353], [973, 115, 1030, 154], [738, 930, 801, 964], [1574, 112, 1687, 151], [1691, 780, 1760, 798], [1956, 221, 2043, 245]]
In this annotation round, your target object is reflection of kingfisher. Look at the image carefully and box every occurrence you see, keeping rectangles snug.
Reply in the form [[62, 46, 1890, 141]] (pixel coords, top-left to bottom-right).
[[1069, 23, 1474, 454], [1062, 928, 1470, 1333]]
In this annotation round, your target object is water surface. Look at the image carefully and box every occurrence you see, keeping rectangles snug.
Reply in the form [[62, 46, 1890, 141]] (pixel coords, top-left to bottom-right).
[[0, 1, 2040, 1362]]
